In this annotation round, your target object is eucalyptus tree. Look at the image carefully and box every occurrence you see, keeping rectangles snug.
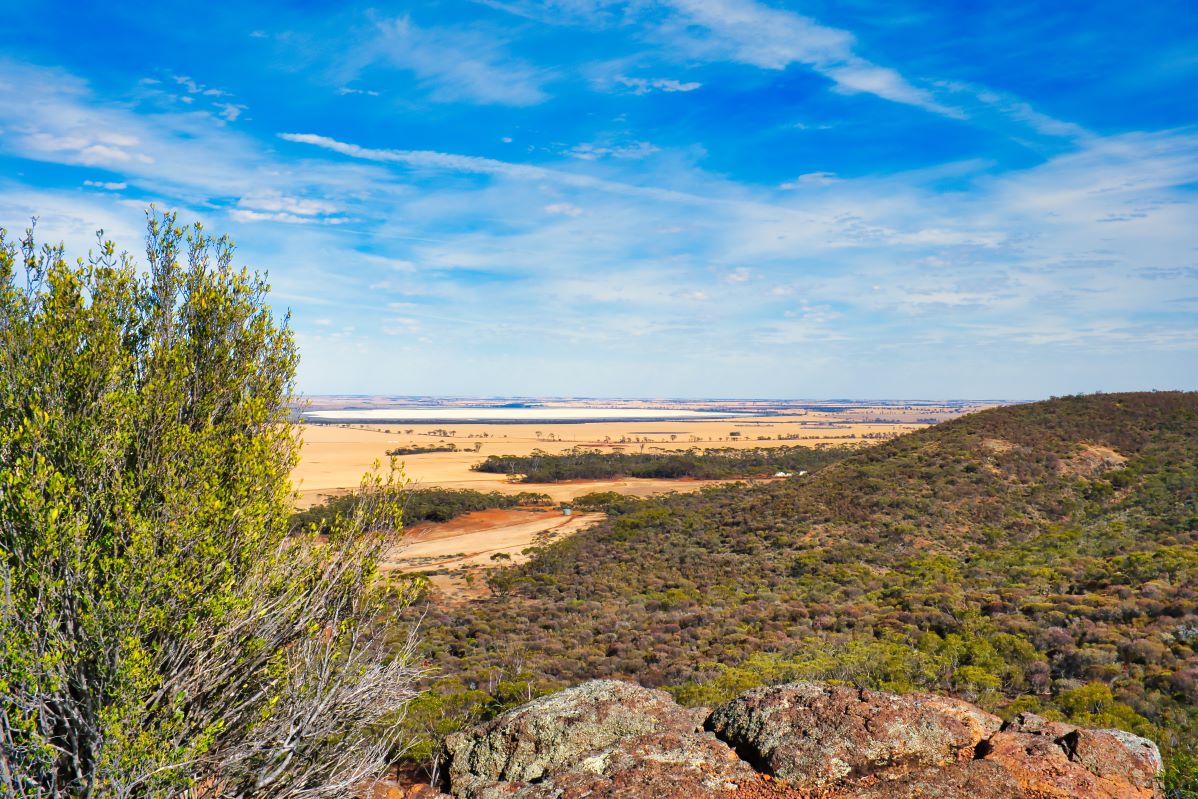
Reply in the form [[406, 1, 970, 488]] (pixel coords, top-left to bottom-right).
[[0, 212, 420, 798]]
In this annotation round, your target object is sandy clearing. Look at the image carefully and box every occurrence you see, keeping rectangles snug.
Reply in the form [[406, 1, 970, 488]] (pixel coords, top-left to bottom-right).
[[383, 507, 602, 598]]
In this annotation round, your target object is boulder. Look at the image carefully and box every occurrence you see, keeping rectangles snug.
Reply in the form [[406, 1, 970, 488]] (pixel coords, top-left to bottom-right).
[[706, 682, 986, 787], [1066, 728, 1163, 792], [979, 715, 1162, 799], [442, 680, 699, 798]]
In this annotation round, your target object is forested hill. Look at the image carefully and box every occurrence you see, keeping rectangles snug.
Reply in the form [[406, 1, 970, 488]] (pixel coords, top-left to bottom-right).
[[416, 392, 1198, 767]]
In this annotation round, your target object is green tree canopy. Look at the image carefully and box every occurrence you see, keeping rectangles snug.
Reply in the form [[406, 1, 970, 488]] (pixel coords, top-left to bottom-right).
[[0, 212, 418, 798]]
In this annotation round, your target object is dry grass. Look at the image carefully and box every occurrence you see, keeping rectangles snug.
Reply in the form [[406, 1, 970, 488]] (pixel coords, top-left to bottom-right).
[[292, 404, 986, 507]]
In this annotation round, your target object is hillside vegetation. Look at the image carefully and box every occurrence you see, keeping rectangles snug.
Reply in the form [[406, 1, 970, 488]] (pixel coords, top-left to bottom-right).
[[413, 392, 1198, 776], [472, 445, 851, 482]]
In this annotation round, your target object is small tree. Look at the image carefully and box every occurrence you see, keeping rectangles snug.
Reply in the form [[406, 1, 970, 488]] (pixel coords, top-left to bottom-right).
[[0, 212, 421, 798]]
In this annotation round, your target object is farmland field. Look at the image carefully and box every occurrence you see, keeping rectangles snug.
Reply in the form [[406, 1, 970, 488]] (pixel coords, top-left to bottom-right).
[[293, 397, 996, 507]]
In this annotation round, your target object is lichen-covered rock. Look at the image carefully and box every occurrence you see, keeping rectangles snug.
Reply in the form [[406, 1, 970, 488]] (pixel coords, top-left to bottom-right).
[[509, 731, 759, 799], [1067, 728, 1163, 793], [706, 682, 983, 787], [442, 680, 698, 798], [904, 694, 1003, 750], [438, 680, 1164, 799]]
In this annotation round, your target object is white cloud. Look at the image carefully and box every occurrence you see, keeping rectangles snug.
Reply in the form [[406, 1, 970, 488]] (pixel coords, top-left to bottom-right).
[[215, 103, 247, 122], [173, 75, 226, 97], [2, 57, 1196, 397], [544, 202, 583, 216], [22, 131, 152, 168], [614, 75, 702, 94], [936, 80, 1088, 140], [83, 179, 127, 190], [725, 267, 751, 283], [0, 61, 398, 226], [780, 171, 839, 189], [148, 74, 248, 122], [229, 209, 349, 225], [277, 132, 714, 207], [656, 0, 960, 117], [471, 0, 631, 26], [237, 191, 340, 217], [481, 0, 1093, 144], [567, 141, 659, 160], [338, 86, 380, 97]]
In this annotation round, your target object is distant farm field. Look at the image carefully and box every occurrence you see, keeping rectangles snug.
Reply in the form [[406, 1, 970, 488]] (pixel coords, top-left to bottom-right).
[[292, 399, 994, 507]]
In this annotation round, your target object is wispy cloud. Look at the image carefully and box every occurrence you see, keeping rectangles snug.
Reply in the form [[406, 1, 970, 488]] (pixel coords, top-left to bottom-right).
[[780, 172, 839, 189], [83, 179, 128, 190], [173, 75, 226, 97], [351, 15, 552, 106], [232, 191, 349, 224], [567, 140, 659, 160], [488, 0, 1084, 141], [614, 75, 702, 94], [543, 202, 584, 216]]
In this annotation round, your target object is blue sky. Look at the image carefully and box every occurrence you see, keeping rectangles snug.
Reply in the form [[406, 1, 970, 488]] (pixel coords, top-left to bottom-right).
[[1, 0, 1196, 399]]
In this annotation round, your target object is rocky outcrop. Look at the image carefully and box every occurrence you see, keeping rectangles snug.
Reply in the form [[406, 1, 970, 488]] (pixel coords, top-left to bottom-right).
[[707, 683, 1000, 785], [978, 713, 1162, 799], [442, 680, 711, 798], [439, 680, 1163, 799]]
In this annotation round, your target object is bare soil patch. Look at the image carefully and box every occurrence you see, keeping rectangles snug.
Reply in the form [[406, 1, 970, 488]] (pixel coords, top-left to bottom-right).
[[1059, 443, 1127, 477], [384, 507, 602, 599]]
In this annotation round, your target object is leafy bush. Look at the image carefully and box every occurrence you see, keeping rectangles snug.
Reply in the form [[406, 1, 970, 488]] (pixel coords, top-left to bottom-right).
[[0, 214, 421, 798]]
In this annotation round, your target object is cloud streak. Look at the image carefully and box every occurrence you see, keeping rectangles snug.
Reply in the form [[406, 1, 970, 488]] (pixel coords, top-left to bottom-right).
[[352, 15, 552, 106]]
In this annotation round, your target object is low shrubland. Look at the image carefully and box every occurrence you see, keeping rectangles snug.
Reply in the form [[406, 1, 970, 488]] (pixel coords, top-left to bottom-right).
[[405, 392, 1198, 790]]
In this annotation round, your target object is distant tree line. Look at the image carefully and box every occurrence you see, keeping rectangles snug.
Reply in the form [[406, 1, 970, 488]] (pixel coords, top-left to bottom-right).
[[388, 443, 462, 456], [472, 445, 852, 482]]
